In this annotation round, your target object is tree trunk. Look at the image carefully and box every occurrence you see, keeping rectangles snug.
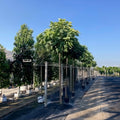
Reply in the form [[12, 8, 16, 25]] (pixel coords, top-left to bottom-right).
[[72, 62, 75, 95], [40, 66, 42, 94], [70, 65, 72, 92], [33, 65, 35, 89], [59, 53, 62, 104], [44, 61, 48, 107], [61, 64, 63, 99], [65, 58, 68, 98]]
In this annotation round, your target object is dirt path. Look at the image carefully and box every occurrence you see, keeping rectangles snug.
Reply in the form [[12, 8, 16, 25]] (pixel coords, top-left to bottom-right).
[[66, 77, 120, 120]]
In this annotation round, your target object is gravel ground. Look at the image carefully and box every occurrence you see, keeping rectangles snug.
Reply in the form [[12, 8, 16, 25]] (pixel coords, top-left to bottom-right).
[[1, 78, 94, 120]]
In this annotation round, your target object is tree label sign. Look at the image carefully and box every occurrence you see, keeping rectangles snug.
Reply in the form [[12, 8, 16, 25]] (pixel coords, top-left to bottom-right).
[[23, 59, 32, 62]]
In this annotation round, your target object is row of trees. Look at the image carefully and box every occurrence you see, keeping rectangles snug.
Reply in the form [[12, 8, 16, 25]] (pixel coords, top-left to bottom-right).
[[96, 66, 120, 76], [0, 19, 96, 89], [35, 19, 96, 66]]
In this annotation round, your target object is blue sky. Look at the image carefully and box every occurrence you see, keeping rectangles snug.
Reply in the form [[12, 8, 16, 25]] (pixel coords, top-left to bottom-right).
[[0, 0, 120, 67]]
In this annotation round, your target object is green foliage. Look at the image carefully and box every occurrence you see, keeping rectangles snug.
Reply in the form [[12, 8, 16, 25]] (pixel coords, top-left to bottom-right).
[[14, 24, 34, 55], [34, 19, 96, 83], [96, 67, 105, 75], [0, 44, 10, 88], [66, 39, 85, 63], [35, 19, 80, 63], [92, 61, 97, 67], [35, 19, 96, 66], [113, 67, 120, 74], [79, 46, 96, 67], [35, 33, 52, 64], [34, 72, 40, 87], [13, 24, 34, 86], [49, 19, 79, 55], [96, 66, 120, 76], [11, 20, 97, 86], [48, 66, 59, 81]]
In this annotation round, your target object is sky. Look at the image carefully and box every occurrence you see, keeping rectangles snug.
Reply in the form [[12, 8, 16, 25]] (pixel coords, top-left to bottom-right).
[[0, 0, 120, 67]]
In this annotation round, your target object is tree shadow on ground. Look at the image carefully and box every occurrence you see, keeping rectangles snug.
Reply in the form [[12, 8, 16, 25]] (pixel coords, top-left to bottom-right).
[[68, 77, 120, 120]]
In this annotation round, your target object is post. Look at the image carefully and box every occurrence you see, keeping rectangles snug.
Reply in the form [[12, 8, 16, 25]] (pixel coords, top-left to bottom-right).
[[72, 64, 75, 95], [86, 68, 89, 84], [44, 61, 48, 107], [61, 64, 63, 102], [82, 66, 85, 89], [82, 67, 84, 80], [59, 53, 62, 104], [89, 67, 91, 81], [70, 65, 72, 92], [76, 67, 79, 83], [40, 66, 42, 94], [65, 58, 68, 98], [77, 67, 79, 83], [33, 64, 35, 89]]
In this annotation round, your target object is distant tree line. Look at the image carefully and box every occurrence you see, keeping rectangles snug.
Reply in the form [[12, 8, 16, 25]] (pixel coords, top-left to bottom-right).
[[96, 66, 120, 76]]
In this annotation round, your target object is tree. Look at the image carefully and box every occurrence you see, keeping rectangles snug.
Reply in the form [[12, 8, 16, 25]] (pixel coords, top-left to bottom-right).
[[13, 24, 34, 86], [35, 33, 52, 64], [36, 19, 80, 63], [0, 44, 10, 89], [96, 67, 105, 75], [35, 19, 82, 103], [107, 67, 114, 76], [113, 67, 120, 76], [79, 46, 96, 67], [91, 61, 97, 67], [65, 39, 85, 65]]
